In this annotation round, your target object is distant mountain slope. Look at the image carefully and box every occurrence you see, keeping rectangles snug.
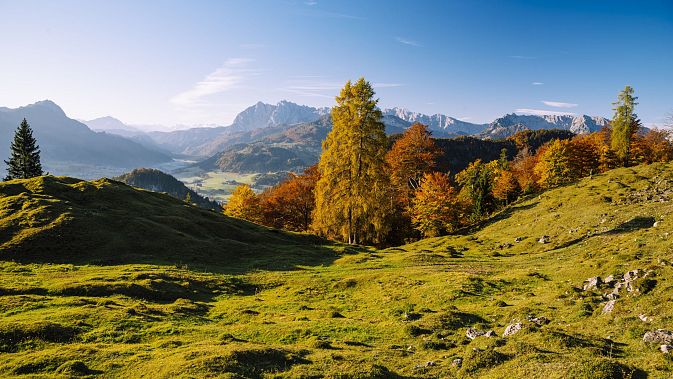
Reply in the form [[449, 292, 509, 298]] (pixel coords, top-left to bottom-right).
[[192, 114, 418, 174], [383, 107, 487, 135], [115, 168, 220, 210], [0, 175, 326, 265], [0, 101, 171, 175], [145, 101, 329, 157], [83, 116, 143, 137], [144, 101, 610, 159], [480, 113, 610, 139]]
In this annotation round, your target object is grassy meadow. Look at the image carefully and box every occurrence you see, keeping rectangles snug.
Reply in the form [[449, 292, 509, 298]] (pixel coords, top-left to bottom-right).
[[0, 164, 672, 377]]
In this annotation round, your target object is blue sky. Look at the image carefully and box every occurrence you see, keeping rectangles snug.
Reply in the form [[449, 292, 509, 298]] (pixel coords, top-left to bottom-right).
[[0, 0, 671, 129]]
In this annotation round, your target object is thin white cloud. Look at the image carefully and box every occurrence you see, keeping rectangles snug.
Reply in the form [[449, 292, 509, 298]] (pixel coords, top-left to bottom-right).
[[532, 82, 544, 85], [542, 100, 578, 108], [170, 58, 258, 108], [396, 37, 421, 47], [305, 0, 317, 5], [515, 108, 576, 116]]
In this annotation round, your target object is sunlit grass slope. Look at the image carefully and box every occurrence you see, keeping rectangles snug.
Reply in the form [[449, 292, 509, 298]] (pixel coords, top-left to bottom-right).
[[1, 164, 672, 378]]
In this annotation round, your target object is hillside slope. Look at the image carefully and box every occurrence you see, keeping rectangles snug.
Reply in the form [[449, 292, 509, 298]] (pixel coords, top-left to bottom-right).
[[1, 164, 673, 377], [114, 168, 220, 210], [0, 176, 330, 269]]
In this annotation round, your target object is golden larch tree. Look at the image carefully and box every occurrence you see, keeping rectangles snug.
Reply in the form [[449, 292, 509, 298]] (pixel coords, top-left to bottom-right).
[[312, 78, 392, 244]]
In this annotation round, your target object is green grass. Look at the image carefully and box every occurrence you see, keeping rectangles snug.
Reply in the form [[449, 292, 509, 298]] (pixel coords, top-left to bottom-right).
[[1, 164, 673, 377], [174, 169, 260, 202]]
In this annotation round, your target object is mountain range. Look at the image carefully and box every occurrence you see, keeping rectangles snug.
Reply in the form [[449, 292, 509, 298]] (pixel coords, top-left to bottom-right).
[[94, 101, 608, 160], [0, 101, 171, 178], [2, 99, 613, 181]]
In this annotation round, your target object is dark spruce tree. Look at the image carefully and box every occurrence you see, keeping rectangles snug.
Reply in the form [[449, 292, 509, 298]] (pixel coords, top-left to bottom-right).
[[4, 118, 43, 180]]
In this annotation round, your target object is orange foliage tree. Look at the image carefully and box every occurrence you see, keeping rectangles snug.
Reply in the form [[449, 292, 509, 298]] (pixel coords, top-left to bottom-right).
[[630, 129, 673, 164], [511, 147, 540, 194], [410, 172, 461, 237], [259, 166, 319, 231], [386, 123, 441, 205]]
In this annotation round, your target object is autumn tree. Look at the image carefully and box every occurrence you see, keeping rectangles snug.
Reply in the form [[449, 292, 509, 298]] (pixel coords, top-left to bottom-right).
[[410, 172, 461, 237], [455, 159, 499, 220], [630, 129, 673, 164], [260, 165, 319, 231], [224, 184, 260, 222], [511, 147, 540, 194], [492, 170, 520, 205], [610, 86, 641, 166], [569, 134, 601, 177], [5, 118, 43, 180], [534, 139, 576, 188], [386, 123, 441, 205], [313, 78, 392, 244]]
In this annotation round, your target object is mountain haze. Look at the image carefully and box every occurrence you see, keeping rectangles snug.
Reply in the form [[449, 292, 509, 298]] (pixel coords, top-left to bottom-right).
[[0, 101, 171, 177]]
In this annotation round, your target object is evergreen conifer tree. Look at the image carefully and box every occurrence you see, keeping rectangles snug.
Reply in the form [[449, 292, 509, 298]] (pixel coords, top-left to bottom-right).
[[610, 86, 640, 166], [4, 118, 43, 180]]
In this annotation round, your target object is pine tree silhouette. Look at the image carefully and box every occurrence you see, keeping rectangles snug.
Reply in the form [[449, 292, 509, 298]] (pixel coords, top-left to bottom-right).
[[5, 118, 43, 180]]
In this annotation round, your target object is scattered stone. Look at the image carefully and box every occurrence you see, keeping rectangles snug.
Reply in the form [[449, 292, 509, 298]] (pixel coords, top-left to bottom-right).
[[425, 361, 436, 367], [643, 329, 673, 344], [624, 269, 642, 282], [638, 314, 650, 323], [653, 221, 659, 227], [661, 345, 673, 354], [514, 237, 523, 243], [526, 316, 550, 326], [604, 274, 615, 286], [484, 330, 497, 337], [452, 358, 463, 367], [602, 300, 616, 314], [605, 293, 619, 300], [539, 235, 550, 244], [583, 276, 603, 291], [503, 323, 522, 337], [466, 328, 486, 340]]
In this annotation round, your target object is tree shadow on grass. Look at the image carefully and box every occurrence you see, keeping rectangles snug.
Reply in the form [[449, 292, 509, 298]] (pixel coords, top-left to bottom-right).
[[455, 201, 540, 235], [552, 216, 656, 251]]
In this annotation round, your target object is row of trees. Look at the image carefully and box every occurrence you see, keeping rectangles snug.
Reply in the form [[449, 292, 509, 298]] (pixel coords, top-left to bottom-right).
[[225, 82, 673, 245]]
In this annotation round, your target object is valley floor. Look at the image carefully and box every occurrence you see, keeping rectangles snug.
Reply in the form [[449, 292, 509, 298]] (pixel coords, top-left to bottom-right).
[[2, 164, 673, 378]]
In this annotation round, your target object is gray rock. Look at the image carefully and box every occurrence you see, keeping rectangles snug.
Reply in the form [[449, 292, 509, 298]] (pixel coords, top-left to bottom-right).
[[503, 322, 523, 337], [583, 276, 603, 291], [484, 330, 497, 337], [604, 274, 615, 286], [605, 292, 619, 300], [527, 316, 550, 326], [612, 281, 624, 296], [624, 269, 642, 282], [466, 328, 485, 340], [639, 314, 651, 323], [452, 358, 463, 367], [539, 235, 550, 244], [643, 329, 673, 344], [515, 237, 523, 242], [602, 300, 616, 314], [661, 345, 673, 354]]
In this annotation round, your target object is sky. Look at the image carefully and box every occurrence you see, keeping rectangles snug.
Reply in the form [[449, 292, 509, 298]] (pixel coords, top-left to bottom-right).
[[0, 0, 672, 130]]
